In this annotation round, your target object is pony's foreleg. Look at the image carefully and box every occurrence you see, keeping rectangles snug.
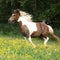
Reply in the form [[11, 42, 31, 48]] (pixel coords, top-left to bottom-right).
[[28, 36, 36, 47], [43, 37, 49, 46]]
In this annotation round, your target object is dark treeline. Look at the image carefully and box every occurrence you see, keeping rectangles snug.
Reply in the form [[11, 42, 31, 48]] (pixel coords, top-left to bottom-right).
[[0, 0, 60, 28]]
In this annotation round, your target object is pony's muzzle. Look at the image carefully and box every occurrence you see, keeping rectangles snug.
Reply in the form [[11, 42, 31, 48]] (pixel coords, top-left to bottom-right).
[[8, 18, 15, 23]]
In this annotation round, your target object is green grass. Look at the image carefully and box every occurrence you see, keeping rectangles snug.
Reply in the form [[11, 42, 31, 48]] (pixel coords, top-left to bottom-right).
[[0, 23, 60, 60]]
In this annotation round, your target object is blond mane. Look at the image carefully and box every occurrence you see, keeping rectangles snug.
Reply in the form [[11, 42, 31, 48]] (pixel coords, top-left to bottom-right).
[[20, 11, 32, 22]]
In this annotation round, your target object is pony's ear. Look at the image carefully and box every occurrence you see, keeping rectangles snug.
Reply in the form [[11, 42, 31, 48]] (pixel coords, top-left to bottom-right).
[[13, 9, 20, 13], [16, 9, 20, 12], [13, 9, 20, 15]]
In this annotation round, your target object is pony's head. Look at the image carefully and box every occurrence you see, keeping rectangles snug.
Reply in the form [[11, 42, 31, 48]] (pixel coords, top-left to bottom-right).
[[9, 9, 20, 23], [9, 9, 32, 23]]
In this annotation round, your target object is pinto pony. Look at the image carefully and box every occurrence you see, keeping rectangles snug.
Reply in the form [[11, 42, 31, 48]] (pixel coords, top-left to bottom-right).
[[9, 9, 60, 47]]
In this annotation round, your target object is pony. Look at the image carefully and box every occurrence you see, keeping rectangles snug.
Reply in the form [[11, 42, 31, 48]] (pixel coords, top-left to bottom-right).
[[9, 9, 60, 47]]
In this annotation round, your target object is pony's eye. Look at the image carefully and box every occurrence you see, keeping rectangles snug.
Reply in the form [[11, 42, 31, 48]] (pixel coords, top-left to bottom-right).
[[14, 15, 16, 16], [12, 14, 16, 16]]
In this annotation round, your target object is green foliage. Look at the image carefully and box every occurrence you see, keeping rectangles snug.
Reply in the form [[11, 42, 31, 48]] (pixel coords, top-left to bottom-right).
[[0, 0, 60, 28], [0, 23, 22, 39]]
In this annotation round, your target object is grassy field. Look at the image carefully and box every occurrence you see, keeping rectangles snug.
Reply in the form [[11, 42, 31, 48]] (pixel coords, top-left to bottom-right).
[[0, 23, 60, 60]]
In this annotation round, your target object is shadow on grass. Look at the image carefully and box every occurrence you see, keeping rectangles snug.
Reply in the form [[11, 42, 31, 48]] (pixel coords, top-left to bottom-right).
[[0, 23, 23, 39]]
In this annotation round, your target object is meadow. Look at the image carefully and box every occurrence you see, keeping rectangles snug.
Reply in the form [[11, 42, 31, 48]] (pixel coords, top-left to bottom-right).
[[0, 23, 60, 60]]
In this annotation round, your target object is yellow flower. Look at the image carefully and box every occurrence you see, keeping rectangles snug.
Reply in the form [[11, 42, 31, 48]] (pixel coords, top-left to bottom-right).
[[7, 47, 10, 51], [7, 54, 11, 59], [59, 58, 60, 60]]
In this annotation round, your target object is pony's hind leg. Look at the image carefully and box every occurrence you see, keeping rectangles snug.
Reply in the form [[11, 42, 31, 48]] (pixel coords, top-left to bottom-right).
[[24, 37, 28, 42], [28, 36, 36, 48], [43, 37, 49, 46]]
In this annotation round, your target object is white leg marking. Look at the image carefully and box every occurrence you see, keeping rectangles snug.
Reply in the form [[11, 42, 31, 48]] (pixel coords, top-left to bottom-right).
[[28, 36, 36, 47], [43, 37, 49, 46]]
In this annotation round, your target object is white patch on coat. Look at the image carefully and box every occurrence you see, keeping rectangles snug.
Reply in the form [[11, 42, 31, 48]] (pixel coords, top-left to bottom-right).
[[17, 16, 37, 35], [47, 25, 54, 34], [20, 11, 32, 22]]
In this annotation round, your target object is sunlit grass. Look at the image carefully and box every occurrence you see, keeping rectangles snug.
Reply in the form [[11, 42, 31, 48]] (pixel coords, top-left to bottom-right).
[[0, 36, 60, 60]]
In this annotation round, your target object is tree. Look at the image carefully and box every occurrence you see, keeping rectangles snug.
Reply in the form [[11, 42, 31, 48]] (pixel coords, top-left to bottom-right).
[[0, 0, 60, 28]]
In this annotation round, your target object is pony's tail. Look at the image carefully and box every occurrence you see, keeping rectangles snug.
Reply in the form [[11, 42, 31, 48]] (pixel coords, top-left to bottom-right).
[[47, 25, 60, 44]]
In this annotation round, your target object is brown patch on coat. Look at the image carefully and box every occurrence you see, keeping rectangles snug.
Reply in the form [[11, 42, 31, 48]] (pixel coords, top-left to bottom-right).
[[31, 22, 49, 38], [18, 21, 29, 37], [31, 22, 42, 37], [40, 23, 49, 38]]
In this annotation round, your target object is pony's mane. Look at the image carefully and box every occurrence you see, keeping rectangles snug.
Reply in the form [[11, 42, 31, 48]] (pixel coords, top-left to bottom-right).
[[20, 11, 32, 22]]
